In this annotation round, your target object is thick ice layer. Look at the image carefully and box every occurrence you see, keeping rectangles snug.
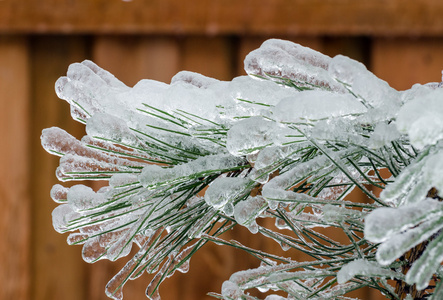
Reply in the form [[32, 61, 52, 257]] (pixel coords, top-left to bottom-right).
[[205, 177, 251, 210], [227, 117, 279, 156], [171, 71, 220, 88], [310, 118, 366, 146], [221, 280, 242, 299], [86, 113, 140, 146], [67, 184, 106, 211], [376, 216, 443, 266], [50, 184, 69, 203], [244, 39, 346, 92], [139, 154, 246, 189], [233, 196, 267, 233], [405, 232, 443, 290], [45, 39, 443, 300], [369, 122, 401, 149], [329, 54, 401, 112], [337, 259, 400, 284], [56, 61, 131, 120], [364, 199, 443, 243], [397, 88, 443, 149], [52, 204, 81, 233], [272, 90, 366, 123], [381, 147, 443, 206], [109, 173, 139, 188]]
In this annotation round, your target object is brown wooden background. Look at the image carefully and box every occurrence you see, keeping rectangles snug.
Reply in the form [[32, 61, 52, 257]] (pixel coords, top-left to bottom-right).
[[3, 1, 443, 299]]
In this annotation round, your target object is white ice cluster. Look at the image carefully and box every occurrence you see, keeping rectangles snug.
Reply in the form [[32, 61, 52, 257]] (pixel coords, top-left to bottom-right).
[[42, 38, 443, 299]]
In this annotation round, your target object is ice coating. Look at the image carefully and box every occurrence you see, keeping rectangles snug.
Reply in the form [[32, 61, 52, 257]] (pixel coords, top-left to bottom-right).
[[328, 54, 401, 111], [272, 90, 367, 123], [322, 204, 365, 223], [380, 148, 443, 206], [139, 154, 247, 189], [86, 112, 140, 146], [50, 184, 69, 203], [171, 70, 220, 88], [221, 280, 242, 299], [369, 122, 401, 149], [55, 61, 131, 120], [205, 177, 251, 210], [226, 117, 279, 156], [405, 233, 443, 290], [364, 199, 443, 243], [376, 216, 443, 266], [262, 155, 331, 203], [233, 196, 267, 233], [67, 184, 106, 211], [244, 39, 346, 92], [52, 204, 81, 233], [396, 88, 443, 149], [337, 259, 400, 284], [109, 173, 139, 187]]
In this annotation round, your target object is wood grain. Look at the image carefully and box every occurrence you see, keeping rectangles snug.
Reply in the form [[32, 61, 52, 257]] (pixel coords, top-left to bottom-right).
[[2, 0, 443, 36], [30, 36, 90, 300], [0, 36, 31, 300], [372, 37, 443, 90]]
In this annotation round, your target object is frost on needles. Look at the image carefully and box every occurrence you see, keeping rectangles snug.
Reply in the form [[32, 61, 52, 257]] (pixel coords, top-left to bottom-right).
[[42, 38, 443, 300]]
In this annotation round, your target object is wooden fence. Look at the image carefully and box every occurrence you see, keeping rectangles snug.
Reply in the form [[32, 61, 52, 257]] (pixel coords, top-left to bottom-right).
[[3, 1, 443, 300]]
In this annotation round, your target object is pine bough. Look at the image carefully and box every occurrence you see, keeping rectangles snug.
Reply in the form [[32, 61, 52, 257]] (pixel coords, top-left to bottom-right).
[[42, 39, 443, 300]]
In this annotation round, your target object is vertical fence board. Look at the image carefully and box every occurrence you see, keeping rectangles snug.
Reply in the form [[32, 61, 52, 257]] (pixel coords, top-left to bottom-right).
[[89, 35, 182, 300], [372, 38, 443, 90], [177, 36, 254, 300], [30, 36, 90, 300], [181, 36, 236, 80], [0, 36, 31, 300]]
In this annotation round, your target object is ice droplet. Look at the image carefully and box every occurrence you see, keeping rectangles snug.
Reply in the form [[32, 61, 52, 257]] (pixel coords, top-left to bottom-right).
[[50, 184, 68, 203]]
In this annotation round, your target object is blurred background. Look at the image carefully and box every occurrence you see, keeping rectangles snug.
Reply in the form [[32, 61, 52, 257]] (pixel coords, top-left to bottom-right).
[[2, 1, 443, 299]]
